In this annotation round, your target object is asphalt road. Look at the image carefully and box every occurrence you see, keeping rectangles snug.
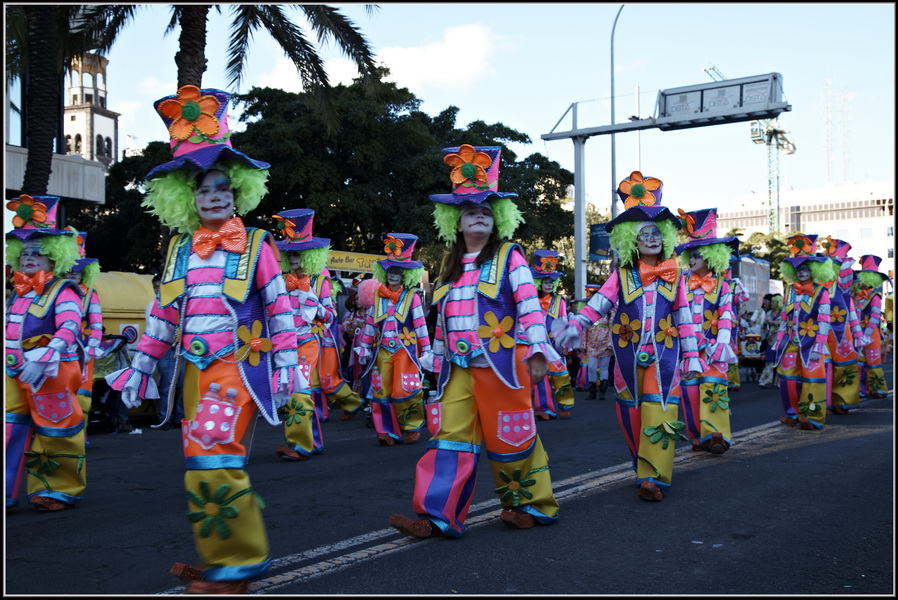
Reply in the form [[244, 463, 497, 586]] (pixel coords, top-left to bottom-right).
[[4, 362, 894, 596]]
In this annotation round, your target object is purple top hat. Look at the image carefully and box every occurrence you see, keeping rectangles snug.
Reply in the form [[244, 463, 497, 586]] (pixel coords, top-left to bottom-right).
[[273, 209, 330, 253], [674, 208, 740, 255], [819, 236, 851, 262], [530, 249, 563, 281], [377, 233, 423, 271], [5, 195, 76, 242], [429, 145, 519, 205], [145, 86, 270, 180], [856, 254, 891, 284], [783, 233, 827, 269]]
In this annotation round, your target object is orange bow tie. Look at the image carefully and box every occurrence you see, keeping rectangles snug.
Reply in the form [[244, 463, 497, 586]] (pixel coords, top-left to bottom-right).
[[191, 217, 247, 259], [793, 282, 815, 296], [688, 273, 716, 293], [13, 270, 53, 296], [378, 284, 402, 304], [856, 288, 870, 301], [285, 273, 311, 292], [539, 294, 552, 312], [639, 260, 678, 285]]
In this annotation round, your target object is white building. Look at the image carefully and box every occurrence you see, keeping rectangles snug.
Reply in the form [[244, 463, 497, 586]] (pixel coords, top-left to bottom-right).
[[64, 53, 120, 168], [718, 180, 895, 281]]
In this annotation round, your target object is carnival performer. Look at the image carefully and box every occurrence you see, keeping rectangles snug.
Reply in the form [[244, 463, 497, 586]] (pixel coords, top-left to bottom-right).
[[758, 293, 783, 388], [773, 234, 833, 431], [271, 208, 331, 461], [389, 144, 560, 538], [529, 249, 575, 419], [854, 255, 890, 399], [62, 231, 104, 444], [726, 268, 750, 392], [819, 237, 866, 413], [553, 170, 705, 502], [356, 233, 433, 445], [106, 85, 301, 594], [5, 195, 85, 512], [342, 276, 372, 394], [674, 208, 739, 454]]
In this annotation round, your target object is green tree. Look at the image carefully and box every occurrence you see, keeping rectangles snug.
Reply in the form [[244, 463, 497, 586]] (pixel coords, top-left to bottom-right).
[[80, 4, 382, 134]]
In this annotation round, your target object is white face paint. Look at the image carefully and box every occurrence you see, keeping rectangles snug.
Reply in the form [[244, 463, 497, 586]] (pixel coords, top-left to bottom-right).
[[796, 263, 812, 282], [386, 268, 403, 287], [458, 205, 494, 236], [287, 252, 303, 273], [19, 240, 52, 276], [194, 169, 235, 230], [540, 278, 555, 293], [637, 225, 663, 257], [64, 270, 82, 283], [688, 250, 707, 274]]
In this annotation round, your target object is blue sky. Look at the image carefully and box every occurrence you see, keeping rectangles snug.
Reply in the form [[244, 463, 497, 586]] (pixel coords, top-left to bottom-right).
[[62, 3, 898, 217]]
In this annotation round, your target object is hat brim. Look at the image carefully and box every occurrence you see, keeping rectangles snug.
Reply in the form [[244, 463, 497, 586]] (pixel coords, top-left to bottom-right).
[[146, 145, 270, 180], [783, 255, 829, 268], [429, 191, 518, 205], [276, 237, 330, 252], [73, 257, 98, 272], [530, 269, 563, 280], [605, 205, 681, 232], [6, 228, 76, 241], [675, 236, 740, 255], [378, 259, 423, 271]]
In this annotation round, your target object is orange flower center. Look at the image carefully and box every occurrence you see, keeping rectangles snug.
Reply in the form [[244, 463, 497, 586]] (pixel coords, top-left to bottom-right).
[[250, 338, 263, 352], [492, 326, 504, 338]]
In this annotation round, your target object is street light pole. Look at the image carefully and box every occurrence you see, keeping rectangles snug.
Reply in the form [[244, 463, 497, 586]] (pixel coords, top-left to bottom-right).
[[610, 4, 624, 220]]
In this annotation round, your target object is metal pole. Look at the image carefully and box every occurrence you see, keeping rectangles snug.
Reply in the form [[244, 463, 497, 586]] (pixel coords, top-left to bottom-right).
[[573, 136, 587, 299], [636, 84, 641, 170], [610, 4, 624, 219]]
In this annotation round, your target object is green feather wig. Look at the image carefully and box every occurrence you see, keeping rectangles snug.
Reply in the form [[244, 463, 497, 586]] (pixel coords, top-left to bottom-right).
[[143, 160, 270, 234], [610, 220, 679, 268], [677, 242, 733, 275], [6, 235, 81, 274], [856, 271, 885, 290], [279, 245, 331, 276], [533, 275, 562, 294], [432, 197, 524, 244], [80, 261, 101, 289], [373, 263, 424, 287], [780, 258, 836, 284]]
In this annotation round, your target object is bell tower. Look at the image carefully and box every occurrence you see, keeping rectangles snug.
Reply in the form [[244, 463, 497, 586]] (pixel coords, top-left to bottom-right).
[[64, 52, 121, 168]]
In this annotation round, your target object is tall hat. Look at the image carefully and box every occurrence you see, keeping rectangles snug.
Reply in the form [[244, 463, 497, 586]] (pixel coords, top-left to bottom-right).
[[674, 208, 740, 255], [579, 283, 601, 303], [856, 254, 891, 284], [5, 195, 76, 241], [530, 249, 563, 281], [272, 209, 330, 253], [604, 171, 681, 233], [819, 236, 852, 262], [783, 233, 827, 268], [429, 144, 518, 205], [377, 233, 423, 271], [71, 230, 98, 273], [145, 85, 269, 180]]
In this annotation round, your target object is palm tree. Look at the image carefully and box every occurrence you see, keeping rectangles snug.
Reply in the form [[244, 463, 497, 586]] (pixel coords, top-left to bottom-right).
[[79, 4, 382, 134]]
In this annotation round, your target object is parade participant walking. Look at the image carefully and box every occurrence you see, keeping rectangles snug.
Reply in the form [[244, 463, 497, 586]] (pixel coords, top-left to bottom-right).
[[854, 255, 890, 399], [271, 208, 331, 461], [5, 196, 85, 512], [758, 293, 783, 388], [554, 171, 704, 502], [342, 277, 371, 394], [819, 237, 866, 413], [106, 85, 301, 594], [773, 234, 833, 431], [356, 233, 433, 446], [389, 144, 561, 538], [529, 249, 575, 419], [674, 208, 739, 454]]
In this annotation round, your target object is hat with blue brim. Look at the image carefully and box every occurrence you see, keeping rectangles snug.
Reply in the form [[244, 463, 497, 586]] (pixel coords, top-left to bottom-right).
[[5, 195, 77, 242], [272, 209, 330, 253], [782, 234, 828, 269], [674, 208, 740, 255], [377, 233, 423, 271], [530, 249, 563, 281]]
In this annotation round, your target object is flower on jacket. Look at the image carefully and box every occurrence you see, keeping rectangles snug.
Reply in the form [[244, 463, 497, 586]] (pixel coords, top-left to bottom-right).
[[613, 313, 641, 348], [618, 171, 661, 209], [703, 309, 720, 336], [272, 215, 296, 240], [236, 320, 271, 366], [478, 311, 515, 353], [383, 235, 404, 258], [654, 315, 678, 349], [6, 195, 48, 228], [443, 144, 492, 189], [398, 326, 417, 347], [157, 85, 221, 141], [798, 318, 819, 338], [829, 305, 846, 324]]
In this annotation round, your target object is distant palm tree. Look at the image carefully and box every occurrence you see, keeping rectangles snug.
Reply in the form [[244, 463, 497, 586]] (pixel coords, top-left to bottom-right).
[[80, 4, 382, 134]]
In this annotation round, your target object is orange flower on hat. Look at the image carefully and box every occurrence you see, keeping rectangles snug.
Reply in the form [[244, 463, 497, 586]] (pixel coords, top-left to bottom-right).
[[538, 255, 559, 272], [383, 235, 404, 258], [821, 235, 836, 256], [788, 234, 815, 256], [444, 144, 492, 187], [676, 208, 695, 236], [157, 85, 221, 141], [272, 215, 296, 239], [6, 195, 48, 228], [618, 171, 661, 209]]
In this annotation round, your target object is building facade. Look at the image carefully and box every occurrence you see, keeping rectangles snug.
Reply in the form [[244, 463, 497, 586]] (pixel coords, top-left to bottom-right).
[[718, 180, 895, 281]]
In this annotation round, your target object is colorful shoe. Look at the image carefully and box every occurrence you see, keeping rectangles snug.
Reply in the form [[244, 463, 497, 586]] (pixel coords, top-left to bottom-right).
[[170, 563, 204, 582], [389, 514, 443, 538], [377, 433, 396, 446], [402, 430, 421, 444], [275, 445, 308, 461], [704, 432, 728, 455], [779, 416, 798, 427], [30, 496, 74, 512], [500, 509, 537, 529], [637, 481, 663, 502], [798, 419, 815, 431], [186, 579, 249, 594]]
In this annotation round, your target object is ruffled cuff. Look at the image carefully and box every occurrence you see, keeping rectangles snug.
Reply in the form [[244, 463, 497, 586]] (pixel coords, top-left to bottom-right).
[[685, 356, 707, 375], [525, 341, 562, 365], [85, 338, 103, 360], [707, 341, 738, 365], [24, 345, 61, 366], [812, 341, 828, 357], [106, 366, 160, 400], [272, 366, 296, 408]]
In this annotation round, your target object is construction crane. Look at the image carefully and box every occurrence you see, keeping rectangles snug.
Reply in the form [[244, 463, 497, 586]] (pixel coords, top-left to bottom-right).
[[705, 66, 796, 234]]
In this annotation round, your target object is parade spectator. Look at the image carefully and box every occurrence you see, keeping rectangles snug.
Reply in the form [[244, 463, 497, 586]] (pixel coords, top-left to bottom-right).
[[758, 293, 783, 388], [146, 275, 184, 430]]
